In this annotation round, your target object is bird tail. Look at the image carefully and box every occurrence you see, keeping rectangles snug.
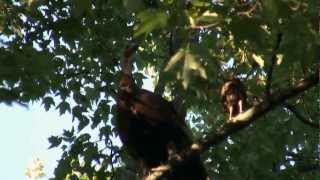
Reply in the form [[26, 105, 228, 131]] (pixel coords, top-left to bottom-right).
[[158, 145, 208, 180], [173, 149, 208, 180]]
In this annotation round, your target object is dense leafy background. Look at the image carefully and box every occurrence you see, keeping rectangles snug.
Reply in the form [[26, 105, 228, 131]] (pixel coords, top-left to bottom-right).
[[0, 0, 319, 179]]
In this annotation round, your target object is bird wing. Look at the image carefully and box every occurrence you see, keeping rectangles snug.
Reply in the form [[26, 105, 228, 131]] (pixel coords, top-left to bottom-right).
[[131, 89, 183, 126]]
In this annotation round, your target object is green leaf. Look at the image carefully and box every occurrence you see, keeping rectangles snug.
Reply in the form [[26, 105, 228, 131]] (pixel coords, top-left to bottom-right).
[[182, 53, 192, 89], [84, 87, 99, 101], [134, 10, 169, 37], [78, 133, 91, 142], [196, 11, 220, 24], [122, 0, 144, 13], [252, 53, 265, 68], [62, 128, 75, 142], [229, 17, 266, 48], [99, 126, 111, 139], [72, 106, 84, 120], [42, 96, 55, 111], [261, 0, 279, 24], [54, 157, 72, 179], [48, 136, 62, 149], [72, 0, 91, 17], [1, 1, 318, 179], [57, 101, 71, 115], [182, 51, 207, 89], [186, 53, 207, 79], [164, 48, 185, 71], [190, 0, 210, 7], [78, 116, 90, 132]]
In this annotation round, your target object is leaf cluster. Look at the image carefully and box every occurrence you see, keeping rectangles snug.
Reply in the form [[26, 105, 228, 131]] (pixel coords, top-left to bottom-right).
[[0, 0, 319, 179]]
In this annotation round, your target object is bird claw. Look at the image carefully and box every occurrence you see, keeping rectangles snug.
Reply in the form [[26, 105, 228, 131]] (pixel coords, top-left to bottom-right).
[[130, 106, 137, 114]]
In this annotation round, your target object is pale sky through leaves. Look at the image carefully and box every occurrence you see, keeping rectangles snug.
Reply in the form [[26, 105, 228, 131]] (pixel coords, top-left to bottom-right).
[[0, 103, 73, 180], [0, 77, 153, 180]]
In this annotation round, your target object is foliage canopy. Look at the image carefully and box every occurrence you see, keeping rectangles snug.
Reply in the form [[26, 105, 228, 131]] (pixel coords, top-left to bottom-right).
[[0, 0, 319, 179]]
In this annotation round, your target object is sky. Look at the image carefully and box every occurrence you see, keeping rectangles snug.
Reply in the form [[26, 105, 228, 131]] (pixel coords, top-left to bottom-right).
[[0, 102, 73, 180]]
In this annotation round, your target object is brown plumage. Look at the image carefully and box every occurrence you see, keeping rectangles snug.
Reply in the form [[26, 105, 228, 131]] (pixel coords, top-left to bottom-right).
[[116, 44, 207, 179], [220, 78, 247, 120]]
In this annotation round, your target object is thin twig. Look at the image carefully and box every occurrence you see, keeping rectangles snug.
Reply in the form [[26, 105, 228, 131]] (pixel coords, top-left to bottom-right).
[[283, 103, 319, 129], [154, 31, 175, 95], [154, 30, 176, 95], [237, 1, 259, 17], [265, 32, 283, 97], [190, 23, 219, 30]]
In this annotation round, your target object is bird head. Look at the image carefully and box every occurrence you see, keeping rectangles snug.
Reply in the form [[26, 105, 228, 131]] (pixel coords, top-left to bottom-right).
[[121, 43, 138, 74]]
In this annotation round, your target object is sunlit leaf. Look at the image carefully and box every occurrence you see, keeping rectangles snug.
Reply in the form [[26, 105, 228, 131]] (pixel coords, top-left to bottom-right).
[[182, 52, 207, 89], [186, 53, 207, 79], [164, 48, 185, 71], [252, 53, 265, 68], [182, 53, 191, 89], [276, 54, 283, 65], [190, 0, 210, 7], [196, 11, 220, 24], [0, 1, 318, 179]]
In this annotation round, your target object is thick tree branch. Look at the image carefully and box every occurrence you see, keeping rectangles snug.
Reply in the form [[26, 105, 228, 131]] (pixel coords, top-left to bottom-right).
[[265, 32, 282, 96], [148, 71, 319, 179], [200, 71, 318, 152], [282, 103, 319, 129]]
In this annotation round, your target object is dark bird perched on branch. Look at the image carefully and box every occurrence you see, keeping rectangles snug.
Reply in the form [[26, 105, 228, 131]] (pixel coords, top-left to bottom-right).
[[116, 44, 207, 180], [220, 78, 247, 121]]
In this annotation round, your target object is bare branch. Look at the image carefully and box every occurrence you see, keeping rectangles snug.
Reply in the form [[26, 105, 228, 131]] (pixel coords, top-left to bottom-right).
[[283, 103, 319, 129], [265, 32, 282, 97], [189, 23, 219, 30], [144, 146, 206, 180], [236, 1, 259, 17]]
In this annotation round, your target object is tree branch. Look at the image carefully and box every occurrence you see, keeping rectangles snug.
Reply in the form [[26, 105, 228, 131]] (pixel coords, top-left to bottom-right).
[[154, 31, 175, 95], [189, 23, 219, 30], [147, 71, 319, 179], [199, 71, 318, 151], [236, 1, 259, 17], [283, 103, 320, 129], [265, 32, 282, 97]]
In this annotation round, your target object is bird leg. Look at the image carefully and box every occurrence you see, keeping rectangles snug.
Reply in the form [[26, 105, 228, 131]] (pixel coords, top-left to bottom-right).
[[228, 106, 233, 120], [140, 160, 151, 180], [130, 105, 138, 115], [238, 99, 243, 113], [167, 142, 181, 162]]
